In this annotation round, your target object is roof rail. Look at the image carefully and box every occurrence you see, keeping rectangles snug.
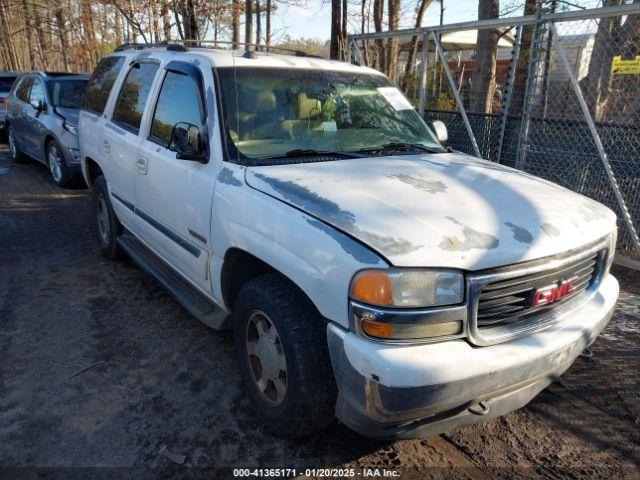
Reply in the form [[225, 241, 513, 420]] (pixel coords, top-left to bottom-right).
[[113, 40, 323, 59]]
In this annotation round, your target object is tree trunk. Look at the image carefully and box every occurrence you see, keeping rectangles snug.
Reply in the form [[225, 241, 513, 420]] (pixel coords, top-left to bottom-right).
[[341, 0, 347, 59], [55, 6, 70, 71], [256, 0, 261, 48], [245, 0, 253, 48], [402, 0, 431, 91], [32, 2, 49, 70], [330, 0, 341, 59], [160, 0, 171, 41], [470, 0, 499, 113], [265, 0, 271, 51], [373, 0, 384, 70], [0, 0, 18, 70], [386, 0, 400, 81], [150, 0, 161, 42], [232, 0, 240, 49], [509, 0, 537, 116]]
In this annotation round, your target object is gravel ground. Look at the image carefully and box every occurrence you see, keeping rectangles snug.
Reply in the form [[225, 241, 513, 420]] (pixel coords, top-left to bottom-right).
[[0, 145, 639, 479]]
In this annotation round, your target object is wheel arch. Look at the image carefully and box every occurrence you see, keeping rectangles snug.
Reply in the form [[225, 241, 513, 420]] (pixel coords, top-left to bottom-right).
[[83, 157, 104, 189], [220, 247, 322, 319]]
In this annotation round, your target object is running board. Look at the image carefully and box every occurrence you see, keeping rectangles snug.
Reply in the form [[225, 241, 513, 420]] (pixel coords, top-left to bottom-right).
[[117, 233, 230, 329]]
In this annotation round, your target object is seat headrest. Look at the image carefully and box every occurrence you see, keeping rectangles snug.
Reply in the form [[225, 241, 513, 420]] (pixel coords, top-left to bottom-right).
[[255, 90, 276, 112], [298, 93, 321, 120]]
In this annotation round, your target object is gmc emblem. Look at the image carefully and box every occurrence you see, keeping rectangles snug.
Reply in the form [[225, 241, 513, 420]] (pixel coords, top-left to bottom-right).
[[533, 277, 579, 307]]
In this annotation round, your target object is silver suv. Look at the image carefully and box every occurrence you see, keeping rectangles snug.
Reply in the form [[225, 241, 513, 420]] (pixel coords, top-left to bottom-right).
[[5, 72, 88, 187]]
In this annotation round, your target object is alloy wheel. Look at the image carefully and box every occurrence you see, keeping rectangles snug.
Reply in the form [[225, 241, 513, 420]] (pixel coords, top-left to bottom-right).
[[96, 194, 111, 245], [47, 144, 63, 183], [245, 310, 288, 407]]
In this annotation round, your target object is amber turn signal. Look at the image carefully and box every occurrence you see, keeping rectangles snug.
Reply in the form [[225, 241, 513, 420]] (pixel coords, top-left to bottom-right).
[[350, 270, 392, 306], [361, 319, 462, 340]]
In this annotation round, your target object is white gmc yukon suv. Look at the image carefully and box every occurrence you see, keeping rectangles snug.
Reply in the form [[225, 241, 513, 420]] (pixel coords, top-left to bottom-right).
[[79, 44, 619, 439]]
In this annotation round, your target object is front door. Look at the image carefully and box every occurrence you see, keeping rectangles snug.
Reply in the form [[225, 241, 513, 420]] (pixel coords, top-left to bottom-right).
[[135, 62, 215, 293]]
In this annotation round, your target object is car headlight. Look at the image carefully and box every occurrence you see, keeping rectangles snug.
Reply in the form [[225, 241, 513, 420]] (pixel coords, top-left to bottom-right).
[[350, 269, 464, 308], [64, 122, 79, 135]]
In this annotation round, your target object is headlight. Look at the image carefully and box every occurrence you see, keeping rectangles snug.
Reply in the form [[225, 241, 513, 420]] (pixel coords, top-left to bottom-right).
[[350, 269, 464, 308], [64, 122, 79, 135]]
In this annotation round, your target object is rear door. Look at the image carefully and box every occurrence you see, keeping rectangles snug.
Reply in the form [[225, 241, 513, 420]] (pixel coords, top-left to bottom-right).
[[135, 61, 216, 292], [104, 60, 160, 236], [24, 78, 47, 159], [7, 77, 33, 151]]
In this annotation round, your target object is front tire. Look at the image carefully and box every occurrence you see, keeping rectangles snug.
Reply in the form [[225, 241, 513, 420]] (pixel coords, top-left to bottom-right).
[[46, 139, 73, 187], [233, 273, 337, 437], [92, 175, 125, 260], [7, 126, 26, 164]]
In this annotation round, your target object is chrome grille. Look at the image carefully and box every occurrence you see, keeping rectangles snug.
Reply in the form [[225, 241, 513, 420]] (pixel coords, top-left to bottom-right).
[[476, 252, 599, 327], [466, 237, 610, 346]]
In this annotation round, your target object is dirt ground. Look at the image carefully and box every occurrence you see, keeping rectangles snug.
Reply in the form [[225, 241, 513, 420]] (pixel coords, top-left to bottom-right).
[[0, 144, 639, 479]]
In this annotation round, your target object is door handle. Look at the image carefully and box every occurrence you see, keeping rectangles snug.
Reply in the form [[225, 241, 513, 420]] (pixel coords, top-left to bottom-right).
[[102, 139, 110, 153], [137, 156, 148, 175]]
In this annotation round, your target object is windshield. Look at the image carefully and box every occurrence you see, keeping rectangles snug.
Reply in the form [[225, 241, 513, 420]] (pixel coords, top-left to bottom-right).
[[216, 67, 445, 163], [46, 80, 88, 108]]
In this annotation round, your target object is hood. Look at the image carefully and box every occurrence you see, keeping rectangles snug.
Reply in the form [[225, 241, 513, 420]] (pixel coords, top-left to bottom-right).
[[54, 107, 80, 126], [246, 153, 616, 270]]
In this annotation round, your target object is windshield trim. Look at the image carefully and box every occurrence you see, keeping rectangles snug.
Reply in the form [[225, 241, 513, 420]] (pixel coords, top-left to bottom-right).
[[212, 66, 444, 167]]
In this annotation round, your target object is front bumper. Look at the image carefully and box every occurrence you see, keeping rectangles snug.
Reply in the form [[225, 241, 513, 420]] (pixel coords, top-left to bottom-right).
[[327, 274, 619, 439]]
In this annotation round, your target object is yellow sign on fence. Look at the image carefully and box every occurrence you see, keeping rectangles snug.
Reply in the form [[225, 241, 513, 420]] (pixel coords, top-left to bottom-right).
[[611, 55, 640, 75]]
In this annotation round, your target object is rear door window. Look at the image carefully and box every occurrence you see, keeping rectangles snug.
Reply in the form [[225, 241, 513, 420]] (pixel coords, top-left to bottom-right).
[[83, 56, 125, 115], [149, 71, 204, 147], [112, 62, 159, 135]]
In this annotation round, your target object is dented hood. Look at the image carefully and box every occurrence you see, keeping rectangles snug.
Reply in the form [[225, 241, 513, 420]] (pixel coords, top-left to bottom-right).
[[246, 153, 616, 270]]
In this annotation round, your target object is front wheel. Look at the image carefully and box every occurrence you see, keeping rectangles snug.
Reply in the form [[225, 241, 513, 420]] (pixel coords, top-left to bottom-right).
[[91, 175, 125, 260], [233, 273, 337, 437], [47, 140, 73, 187]]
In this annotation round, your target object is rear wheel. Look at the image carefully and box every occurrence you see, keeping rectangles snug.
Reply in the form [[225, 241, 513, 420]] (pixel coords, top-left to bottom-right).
[[46, 140, 73, 187], [233, 273, 337, 437], [92, 175, 125, 260], [7, 126, 26, 164]]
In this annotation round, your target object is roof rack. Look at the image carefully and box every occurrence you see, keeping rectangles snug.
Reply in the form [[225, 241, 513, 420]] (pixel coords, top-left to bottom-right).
[[113, 40, 324, 59]]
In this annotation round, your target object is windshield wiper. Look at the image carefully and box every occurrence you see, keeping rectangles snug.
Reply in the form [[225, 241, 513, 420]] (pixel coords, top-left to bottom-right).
[[357, 142, 444, 155], [261, 149, 366, 161]]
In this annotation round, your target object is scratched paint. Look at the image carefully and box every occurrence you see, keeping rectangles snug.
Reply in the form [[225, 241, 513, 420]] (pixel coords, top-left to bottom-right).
[[505, 222, 534, 244], [440, 217, 500, 252], [541, 223, 561, 237], [388, 173, 447, 194], [218, 167, 243, 187], [306, 219, 381, 264], [255, 173, 423, 257]]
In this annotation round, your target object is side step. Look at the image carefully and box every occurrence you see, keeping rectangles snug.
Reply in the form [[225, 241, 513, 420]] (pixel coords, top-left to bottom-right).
[[117, 233, 230, 329]]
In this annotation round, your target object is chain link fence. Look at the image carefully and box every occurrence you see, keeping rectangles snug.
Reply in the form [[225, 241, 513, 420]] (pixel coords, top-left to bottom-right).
[[349, 2, 640, 261]]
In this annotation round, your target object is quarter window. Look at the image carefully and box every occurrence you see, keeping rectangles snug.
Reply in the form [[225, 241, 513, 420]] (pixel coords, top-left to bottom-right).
[[84, 56, 125, 115], [112, 62, 159, 134], [29, 80, 46, 104], [149, 70, 204, 148]]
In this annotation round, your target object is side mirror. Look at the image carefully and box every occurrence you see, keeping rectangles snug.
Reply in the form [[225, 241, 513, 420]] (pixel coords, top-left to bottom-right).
[[169, 122, 207, 163], [30, 99, 45, 112], [431, 120, 448, 144]]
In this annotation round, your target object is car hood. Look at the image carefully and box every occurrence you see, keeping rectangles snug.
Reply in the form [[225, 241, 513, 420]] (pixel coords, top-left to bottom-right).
[[246, 153, 616, 270], [54, 107, 80, 126]]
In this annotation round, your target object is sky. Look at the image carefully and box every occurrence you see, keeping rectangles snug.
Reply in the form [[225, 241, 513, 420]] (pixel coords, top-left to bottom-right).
[[268, 0, 604, 42]]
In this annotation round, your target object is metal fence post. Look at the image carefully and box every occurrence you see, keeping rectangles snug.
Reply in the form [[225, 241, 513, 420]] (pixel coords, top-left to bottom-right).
[[496, 25, 522, 164], [431, 31, 481, 158], [550, 22, 640, 254], [418, 32, 429, 117]]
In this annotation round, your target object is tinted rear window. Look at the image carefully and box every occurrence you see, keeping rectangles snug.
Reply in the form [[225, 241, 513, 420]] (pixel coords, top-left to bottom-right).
[[83, 56, 125, 114], [0, 77, 17, 93], [112, 62, 159, 134], [47, 80, 88, 108]]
